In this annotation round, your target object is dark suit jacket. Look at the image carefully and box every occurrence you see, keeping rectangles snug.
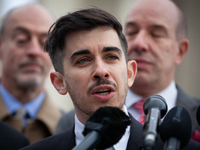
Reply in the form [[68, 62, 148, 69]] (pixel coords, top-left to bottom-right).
[[175, 85, 200, 132], [0, 121, 29, 150], [20, 114, 200, 150], [20, 115, 143, 150], [55, 109, 75, 134]]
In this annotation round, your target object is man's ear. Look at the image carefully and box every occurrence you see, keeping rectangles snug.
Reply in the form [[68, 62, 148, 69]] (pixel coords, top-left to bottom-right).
[[175, 38, 189, 65], [127, 60, 137, 88], [50, 72, 68, 95]]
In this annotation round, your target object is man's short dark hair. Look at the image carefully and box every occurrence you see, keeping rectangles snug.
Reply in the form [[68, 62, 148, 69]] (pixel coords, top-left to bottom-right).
[[44, 8, 128, 74]]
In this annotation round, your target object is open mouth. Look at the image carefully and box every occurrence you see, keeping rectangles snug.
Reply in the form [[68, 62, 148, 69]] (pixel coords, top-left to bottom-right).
[[91, 85, 115, 100], [95, 88, 112, 95]]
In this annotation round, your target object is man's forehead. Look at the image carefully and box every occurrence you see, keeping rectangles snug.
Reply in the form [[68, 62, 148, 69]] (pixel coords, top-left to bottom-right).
[[125, 2, 178, 31], [64, 27, 123, 55], [6, 5, 54, 27], [5, 12, 53, 36], [5, 21, 49, 37], [127, 0, 178, 23]]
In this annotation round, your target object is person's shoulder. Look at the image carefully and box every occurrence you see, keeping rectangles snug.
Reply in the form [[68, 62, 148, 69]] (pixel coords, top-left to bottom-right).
[[182, 139, 200, 150], [20, 126, 75, 150], [176, 84, 200, 104], [55, 109, 75, 134], [63, 109, 76, 117], [59, 109, 75, 123], [0, 121, 30, 149], [154, 135, 200, 150]]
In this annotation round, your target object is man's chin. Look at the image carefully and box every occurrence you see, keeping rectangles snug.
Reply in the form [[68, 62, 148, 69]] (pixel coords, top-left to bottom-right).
[[16, 76, 44, 89], [133, 73, 152, 85]]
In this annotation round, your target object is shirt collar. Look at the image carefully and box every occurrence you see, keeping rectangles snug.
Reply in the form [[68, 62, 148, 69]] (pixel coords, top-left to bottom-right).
[[0, 84, 21, 113], [75, 106, 130, 150], [24, 92, 45, 118], [0, 83, 45, 118], [157, 81, 177, 112], [125, 88, 143, 108], [125, 81, 177, 111]]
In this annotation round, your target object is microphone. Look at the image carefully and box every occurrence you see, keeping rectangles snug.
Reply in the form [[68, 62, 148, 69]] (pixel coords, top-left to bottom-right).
[[160, 106, 192, 150], [72, 106, 131, 150], [196, 105, 200, 126], [142, 95, 168, 150]]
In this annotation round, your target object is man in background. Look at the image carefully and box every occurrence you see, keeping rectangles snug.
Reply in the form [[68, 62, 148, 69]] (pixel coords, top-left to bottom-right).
[[124, 0, 200, 141], [0, 3, 62, 144]]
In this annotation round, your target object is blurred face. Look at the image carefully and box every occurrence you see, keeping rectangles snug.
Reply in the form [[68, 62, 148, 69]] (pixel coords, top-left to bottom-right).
[[51, 26, 136, 123], [0, 6, 53, 89], [125, 0, 187, 90]]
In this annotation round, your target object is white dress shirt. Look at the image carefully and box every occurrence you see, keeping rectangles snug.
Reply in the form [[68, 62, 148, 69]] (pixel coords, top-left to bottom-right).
[[125, 80, 178, 121], [75, 106, 130, 150]]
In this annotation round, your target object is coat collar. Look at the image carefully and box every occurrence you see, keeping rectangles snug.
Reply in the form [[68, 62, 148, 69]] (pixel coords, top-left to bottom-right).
[[35, 94, 62, 134], [0, 92, 62, 134]]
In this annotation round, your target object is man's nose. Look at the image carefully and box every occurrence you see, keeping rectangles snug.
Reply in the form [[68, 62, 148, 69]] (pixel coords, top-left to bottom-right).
[[26, 38, 43, 56], [92, 61, 110, 80], [128, 31, 149, 54]]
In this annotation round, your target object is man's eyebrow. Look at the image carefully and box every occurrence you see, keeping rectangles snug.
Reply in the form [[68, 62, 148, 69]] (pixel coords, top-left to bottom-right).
[[70, 49, 91, 60], [12, 26, 29, 34], [70, 46, 122, 60], [125, 22, 138, 28], [13, 26, 48, 36], [102, 46, 122, 56], [150, 24, 167, 32]]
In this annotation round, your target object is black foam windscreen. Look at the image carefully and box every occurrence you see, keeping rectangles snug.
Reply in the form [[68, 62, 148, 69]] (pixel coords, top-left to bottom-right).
[[160, 106, 192, 149], [196, 105, 200, 126], [83, 106, 131, 149]]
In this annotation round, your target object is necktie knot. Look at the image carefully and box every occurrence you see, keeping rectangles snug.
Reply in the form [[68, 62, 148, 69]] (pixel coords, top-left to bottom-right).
[[14, 107, 27, 119], [133, 99, 145, 124], [13, 107, 30, 128]]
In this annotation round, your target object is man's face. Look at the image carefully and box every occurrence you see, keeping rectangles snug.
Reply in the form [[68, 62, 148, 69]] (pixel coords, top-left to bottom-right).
[[125, 0, 185, 89], [53, 26, 136, 122], [0, 6, 53, 89]]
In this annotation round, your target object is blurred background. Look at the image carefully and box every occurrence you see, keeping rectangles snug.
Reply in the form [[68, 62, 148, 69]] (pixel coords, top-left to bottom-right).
[[0, 0, 200, 112]]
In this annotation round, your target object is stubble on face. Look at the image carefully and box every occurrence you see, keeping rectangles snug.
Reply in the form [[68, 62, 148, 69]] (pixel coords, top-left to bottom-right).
[[65, 76, 127, 118], [16, 69, 45, 89], [15, 56, 50, 89], [61, 27, 130, 123]]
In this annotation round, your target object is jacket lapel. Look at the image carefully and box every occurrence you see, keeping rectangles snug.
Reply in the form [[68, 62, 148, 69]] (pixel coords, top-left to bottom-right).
[[176, 85, 200, 132], [126, 114, 143, 150]]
